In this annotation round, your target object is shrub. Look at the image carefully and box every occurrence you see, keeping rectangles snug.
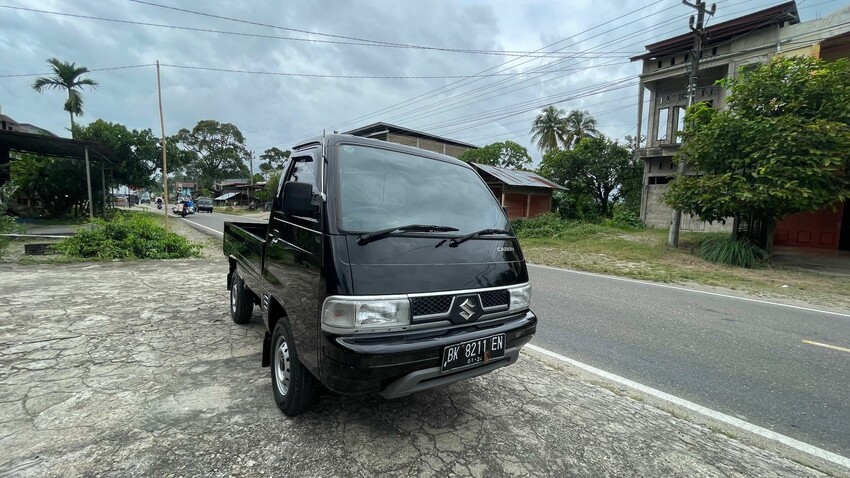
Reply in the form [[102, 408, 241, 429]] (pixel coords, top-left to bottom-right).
[[609, 204, 644, 229], [511, 213, 611, 240], [54, 212, 201, 260], [0, 183, 17, 256], [697, 237, 768, 268]]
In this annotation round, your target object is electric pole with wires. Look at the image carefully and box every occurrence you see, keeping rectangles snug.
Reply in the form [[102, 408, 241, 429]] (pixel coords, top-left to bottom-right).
[[668, 0, 716, 248]]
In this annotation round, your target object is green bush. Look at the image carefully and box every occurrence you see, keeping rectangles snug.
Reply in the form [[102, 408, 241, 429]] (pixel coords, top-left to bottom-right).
[[511, 213, 613, 240], [697, 237, 768, 268], [0, 184, 17, 256], [608, 204, 644, 229], [54, 212, 200, 260]]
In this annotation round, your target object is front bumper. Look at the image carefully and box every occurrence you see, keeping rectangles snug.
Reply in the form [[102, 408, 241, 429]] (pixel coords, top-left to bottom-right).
[[319, 310, 537, 397]]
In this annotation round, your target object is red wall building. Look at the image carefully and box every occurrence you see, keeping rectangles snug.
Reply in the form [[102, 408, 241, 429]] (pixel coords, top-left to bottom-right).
[[472, 164, 565, 219]]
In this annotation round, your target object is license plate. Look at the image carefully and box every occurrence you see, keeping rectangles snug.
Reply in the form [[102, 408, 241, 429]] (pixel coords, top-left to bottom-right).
[[441, 334, 506, 373]]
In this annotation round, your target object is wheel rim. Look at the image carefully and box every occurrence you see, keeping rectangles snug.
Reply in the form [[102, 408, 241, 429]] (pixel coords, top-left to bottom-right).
[[230, 282, 237, 313], [274, 337, 291, 396]]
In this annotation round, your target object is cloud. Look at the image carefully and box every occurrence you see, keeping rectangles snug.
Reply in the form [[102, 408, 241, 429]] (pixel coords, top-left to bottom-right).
[[1, 0, 842, 169]]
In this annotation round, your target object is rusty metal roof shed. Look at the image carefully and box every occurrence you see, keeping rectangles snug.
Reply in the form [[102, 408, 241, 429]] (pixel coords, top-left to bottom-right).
[[630, 1, 800, 61], [0, 129, 116, 164], [472, 163, 565, 190]]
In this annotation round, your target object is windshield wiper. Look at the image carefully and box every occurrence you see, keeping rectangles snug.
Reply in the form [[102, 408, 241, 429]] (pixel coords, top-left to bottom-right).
[[449, 228, 512, 247], [357, 224, 459, 245]]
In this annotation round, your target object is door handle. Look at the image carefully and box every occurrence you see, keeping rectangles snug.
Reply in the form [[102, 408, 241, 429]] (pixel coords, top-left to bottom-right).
[[271, 237, 281, 244]]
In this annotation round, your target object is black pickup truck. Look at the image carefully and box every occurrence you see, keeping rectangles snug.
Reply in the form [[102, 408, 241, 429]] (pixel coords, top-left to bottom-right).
[[224, 134, 537, 416]]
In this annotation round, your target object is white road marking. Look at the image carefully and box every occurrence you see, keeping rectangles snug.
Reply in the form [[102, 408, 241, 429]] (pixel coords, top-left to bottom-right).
[[802, 339, 850, 354], [524, 344, 850, 469], [528, 263, 850, 319], [181, 219, 223, 237]]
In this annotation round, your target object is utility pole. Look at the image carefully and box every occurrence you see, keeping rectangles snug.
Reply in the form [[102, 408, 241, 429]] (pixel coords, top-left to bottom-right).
[[249, 151, 254, 205], [668, 0, 716, 248], [157, 60, 169, 231]]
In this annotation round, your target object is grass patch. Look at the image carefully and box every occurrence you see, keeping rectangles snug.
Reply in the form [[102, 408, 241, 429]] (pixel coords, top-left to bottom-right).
[[218, 206, 255, 216], [53, 211, 201, 260], [519, 223, 850, 309]]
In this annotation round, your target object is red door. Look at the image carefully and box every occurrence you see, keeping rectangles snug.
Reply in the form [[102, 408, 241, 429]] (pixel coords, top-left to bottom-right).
[[774, 203, 844, 249]]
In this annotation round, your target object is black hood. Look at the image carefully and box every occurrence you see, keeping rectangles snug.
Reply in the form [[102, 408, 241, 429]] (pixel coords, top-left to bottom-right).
[[342, 235, 527, 295]]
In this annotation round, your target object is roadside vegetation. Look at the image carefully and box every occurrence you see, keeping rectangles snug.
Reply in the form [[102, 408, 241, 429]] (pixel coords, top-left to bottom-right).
[[53, 211, 200, 260], [514, 214, 849, 309]]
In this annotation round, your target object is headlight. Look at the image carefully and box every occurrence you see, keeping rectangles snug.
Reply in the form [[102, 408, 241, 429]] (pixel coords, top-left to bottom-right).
[[322, 296, 410, 332], [508, 283, 531, 312]]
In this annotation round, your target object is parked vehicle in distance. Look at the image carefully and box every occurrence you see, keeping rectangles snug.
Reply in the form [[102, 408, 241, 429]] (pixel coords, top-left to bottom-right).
[[196, 197, 214, 213], [223, 134, 536, 416]]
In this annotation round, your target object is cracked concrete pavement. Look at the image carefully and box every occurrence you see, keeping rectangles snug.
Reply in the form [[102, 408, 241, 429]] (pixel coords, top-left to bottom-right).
[[0, 258, 833, 477]]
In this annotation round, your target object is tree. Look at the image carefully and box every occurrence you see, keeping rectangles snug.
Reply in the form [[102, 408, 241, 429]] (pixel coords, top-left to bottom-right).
[[32, 58, 98, 136], [530, 105, 570, 153], [258, 147, 291, 176], [255, 170, 282, 203], [564, 110, 600, 148], [538, 135, 634, 218], [663, 56, 850, 251], [458, 141, 532, 169], [73, 120, 192, 190], [620, 135, 646, 215], [176, 120, 250, 191], [11, 154, 93, 217]]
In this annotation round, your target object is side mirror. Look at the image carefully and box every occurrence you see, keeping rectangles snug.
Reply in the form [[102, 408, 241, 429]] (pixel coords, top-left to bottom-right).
[[282, 181, 316, 217]]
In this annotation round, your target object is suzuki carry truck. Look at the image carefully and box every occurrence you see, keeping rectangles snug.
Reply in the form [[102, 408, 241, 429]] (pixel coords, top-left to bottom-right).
[[223, 134, 537, 415]]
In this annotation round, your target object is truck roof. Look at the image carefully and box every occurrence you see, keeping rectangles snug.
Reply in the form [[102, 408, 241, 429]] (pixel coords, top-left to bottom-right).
[[292, 133, 470, 168]]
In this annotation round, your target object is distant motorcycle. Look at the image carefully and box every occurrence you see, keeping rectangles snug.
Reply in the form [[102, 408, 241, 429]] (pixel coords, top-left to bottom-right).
[[172, 201, 194, 217]]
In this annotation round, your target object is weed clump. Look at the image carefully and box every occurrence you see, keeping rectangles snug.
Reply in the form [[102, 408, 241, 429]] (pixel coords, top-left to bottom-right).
[[697, 237, 767, 268], [55, 212, 200, 260]]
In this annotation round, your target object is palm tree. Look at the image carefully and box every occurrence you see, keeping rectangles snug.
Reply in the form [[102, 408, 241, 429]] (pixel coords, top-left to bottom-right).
[[529, 105, 570, 153], [564, 109, 600, 148], [32, 58, 98, 137]]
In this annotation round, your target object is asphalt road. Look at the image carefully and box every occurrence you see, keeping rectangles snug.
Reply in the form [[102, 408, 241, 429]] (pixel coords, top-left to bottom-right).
[[158, 206, 850, 458], [529, 264, 850, 458], [147, 205, 264, 236]]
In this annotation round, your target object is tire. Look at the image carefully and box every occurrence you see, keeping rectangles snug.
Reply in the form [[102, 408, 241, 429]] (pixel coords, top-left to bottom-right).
[[229, 273, 253, 324], [270, 319, 319, 416]]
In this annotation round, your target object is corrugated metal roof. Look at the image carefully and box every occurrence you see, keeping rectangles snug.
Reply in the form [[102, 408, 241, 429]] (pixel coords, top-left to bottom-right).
[[344, 122, 479, 149], [472, 163, 565, 190], [214, 192, 239, 201]]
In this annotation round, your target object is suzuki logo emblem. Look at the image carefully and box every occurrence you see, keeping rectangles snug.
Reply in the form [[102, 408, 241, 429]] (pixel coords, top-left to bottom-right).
[[459, 298, 477, 321]]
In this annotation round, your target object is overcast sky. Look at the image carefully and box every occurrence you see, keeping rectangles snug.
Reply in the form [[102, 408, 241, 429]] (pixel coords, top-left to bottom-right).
[[1, 0, 847, 168]]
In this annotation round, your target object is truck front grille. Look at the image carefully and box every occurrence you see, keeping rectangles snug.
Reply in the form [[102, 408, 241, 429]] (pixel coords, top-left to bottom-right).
[[480, 290, 510, 309], [411, 295, 453, 318], [410, 289, 510, 320]]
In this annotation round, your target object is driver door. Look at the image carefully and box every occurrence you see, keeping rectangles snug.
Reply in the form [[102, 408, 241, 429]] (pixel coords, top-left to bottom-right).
[[262, 150, 323, 373]]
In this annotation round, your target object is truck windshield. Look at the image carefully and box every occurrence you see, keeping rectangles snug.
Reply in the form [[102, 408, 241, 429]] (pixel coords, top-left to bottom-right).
[[337, 144, 508, 235]]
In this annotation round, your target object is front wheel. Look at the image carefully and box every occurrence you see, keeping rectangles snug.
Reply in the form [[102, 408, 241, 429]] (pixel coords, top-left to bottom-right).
[[229, 273, 253, 324], [271, 319, 318, 416]]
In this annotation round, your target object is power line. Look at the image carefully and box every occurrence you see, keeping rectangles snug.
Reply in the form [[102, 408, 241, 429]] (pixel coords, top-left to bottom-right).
[[158, 63, 630, 79], [0, 64, 155, 78], [385, 0, 764, 130], [284, 0, 758, 144], [0, 4, 637, 59], [0, 61, 631, 80], [271, 0, 675, 148], [410, 0, 819, 143], [126, 0, 640, 58]]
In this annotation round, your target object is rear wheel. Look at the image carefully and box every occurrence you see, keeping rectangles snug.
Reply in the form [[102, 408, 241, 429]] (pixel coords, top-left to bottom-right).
[[271, 319, 318, 416], [229, 273, 253, 324]]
